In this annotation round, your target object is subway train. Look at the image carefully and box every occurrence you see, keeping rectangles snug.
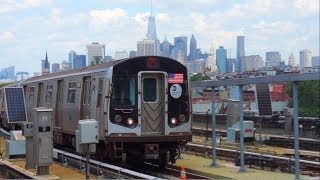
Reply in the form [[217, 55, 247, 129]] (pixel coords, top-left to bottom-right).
[[1, 56, 192, 166]]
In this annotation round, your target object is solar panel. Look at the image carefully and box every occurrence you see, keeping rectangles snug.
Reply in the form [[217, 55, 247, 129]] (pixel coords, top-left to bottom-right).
[[3, 87, 27, 123], [255, 84, 272, 116]]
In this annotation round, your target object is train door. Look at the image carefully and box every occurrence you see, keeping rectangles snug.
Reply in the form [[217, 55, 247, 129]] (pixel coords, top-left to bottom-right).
[[55, 80, 64, 128], [139, 72, 167, 135], [81, 76, 91, 119], [37, 83, 44, 107]]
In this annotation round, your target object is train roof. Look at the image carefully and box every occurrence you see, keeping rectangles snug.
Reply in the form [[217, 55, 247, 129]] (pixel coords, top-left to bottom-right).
[[22, 56, 185, 84], [23, 58, 126, 84]]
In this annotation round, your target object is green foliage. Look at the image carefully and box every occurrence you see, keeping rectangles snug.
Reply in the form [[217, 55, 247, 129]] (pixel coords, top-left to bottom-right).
[[190, 73, 210, 82], [0, 82, 12, 88], [286, 80, 320, 117]]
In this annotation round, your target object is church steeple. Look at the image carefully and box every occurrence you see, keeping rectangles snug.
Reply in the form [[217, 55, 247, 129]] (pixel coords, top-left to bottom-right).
[[42, 51, 50, 75]]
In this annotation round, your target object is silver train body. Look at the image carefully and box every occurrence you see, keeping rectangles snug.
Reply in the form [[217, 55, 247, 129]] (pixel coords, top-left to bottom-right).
[[16, 56, 191, 165]]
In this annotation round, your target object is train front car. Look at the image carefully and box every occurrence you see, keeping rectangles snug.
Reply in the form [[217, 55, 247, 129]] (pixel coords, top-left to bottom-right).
[[108, 56, 192, 166]]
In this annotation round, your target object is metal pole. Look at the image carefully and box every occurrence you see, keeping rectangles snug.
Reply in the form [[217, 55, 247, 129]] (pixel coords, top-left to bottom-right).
[[206, 110, 209, 140], [211, 87, 217, 167], [259, 117, 262, 145], [86, 145, 90, 179], [239, 85, 245, 172], [293, 81, 300, 180]]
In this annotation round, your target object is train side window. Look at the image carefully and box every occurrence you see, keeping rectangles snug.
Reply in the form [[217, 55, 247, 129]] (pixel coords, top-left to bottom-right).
[[97, 78, 103, 107], [45, 84, 53, 104], [68, 81, 77, 104], [29, 87, 35, 105], [143, 78, 157, 102]]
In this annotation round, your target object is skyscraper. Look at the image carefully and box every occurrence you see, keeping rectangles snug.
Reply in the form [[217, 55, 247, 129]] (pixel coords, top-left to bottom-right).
[[173, 36, 188, 61], [266, 52, 281, 67], [300, 49, 312, 68], [74, 55, 86, 69], [237, 36, 245, 72], [129, 51, 137, 58], [189, 34, 197, 61], [51, 63, 60, 73], [161, 35, 171, 58], [68, 50, 76, 69], [216, 46, 227, 74], [242, 55, 264, 71], [205, 45, 216, 75], [0, 66, 15, 80], [146, 0, 157, 41], [146, 17, 157, 41], [137, 39, 159, 56], [86, 42, 106, 66]]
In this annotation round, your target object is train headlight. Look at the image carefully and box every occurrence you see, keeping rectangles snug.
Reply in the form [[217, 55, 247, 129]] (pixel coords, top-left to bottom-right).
[[115, 115, 122, 123], [170, 117, 177, 125], [179, 114, 186, 122], [127, 118, 134, 125]]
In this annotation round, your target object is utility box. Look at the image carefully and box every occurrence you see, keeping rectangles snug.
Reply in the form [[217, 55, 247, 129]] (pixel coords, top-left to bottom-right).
[[22, 121, 35, 169], [22, 122, 33, 138], [78, 119, 98, 144], [32, 108, 53, 166], [76, 130, 96, 154], [6, 130, 26, 159]]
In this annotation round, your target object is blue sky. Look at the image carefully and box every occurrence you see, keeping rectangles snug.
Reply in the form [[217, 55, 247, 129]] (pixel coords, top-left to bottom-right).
[[0, 0, 319, 74]]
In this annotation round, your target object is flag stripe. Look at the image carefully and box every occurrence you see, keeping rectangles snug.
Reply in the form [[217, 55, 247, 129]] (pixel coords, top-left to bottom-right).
[[168, 73, 184, 83]]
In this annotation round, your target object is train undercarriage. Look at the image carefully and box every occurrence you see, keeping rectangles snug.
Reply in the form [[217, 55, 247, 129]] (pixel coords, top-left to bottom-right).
[[53, 131, 188, 168]]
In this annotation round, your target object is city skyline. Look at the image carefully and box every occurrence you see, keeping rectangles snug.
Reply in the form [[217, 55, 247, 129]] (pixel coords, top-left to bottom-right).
[[0, 0, 319, 74]]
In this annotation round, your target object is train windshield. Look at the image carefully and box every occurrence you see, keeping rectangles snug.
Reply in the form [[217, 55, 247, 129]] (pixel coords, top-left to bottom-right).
[[112, 76, 136, 106]]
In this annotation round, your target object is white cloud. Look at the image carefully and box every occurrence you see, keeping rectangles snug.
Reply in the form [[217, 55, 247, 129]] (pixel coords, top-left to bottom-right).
[[0, 0, 51, 14], [0, 31, 14, 41], [89, 8, 127, 24], [294, 0, 319, 15]]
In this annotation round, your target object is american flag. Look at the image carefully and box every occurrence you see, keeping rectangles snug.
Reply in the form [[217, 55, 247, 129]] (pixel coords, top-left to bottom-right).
[[168, 73, 184, 84]]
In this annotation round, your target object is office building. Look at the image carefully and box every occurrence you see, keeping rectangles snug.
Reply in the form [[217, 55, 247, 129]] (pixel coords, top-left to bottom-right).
[[237, 36, 245, 72], [266, 52, 281, 67], [242, 55, 264, 71], [205, 45, 216, 75], [115, 51, 129, 60], [173, 36, 188, 61], [61, 60, 69, 71], [86, 42, 106, 65], [299, 49, 312, 68], [189, 34, 197, 61], [51, 63, 60, 73], [161, 35, 171, 58], [0, 66, 15, 80], [312, 56, 320, 67], [216, 46, 227, 74], [129, 51, 137, 58], [288, 53, 296, 66]]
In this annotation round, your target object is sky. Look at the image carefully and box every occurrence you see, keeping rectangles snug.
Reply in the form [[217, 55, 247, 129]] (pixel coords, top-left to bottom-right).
[[0, 0, 319, 74]]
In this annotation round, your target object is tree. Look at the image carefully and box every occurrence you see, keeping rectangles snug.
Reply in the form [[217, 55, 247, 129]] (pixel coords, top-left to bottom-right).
[[190, 73, 210, 82], [286, 80, 320, 117]]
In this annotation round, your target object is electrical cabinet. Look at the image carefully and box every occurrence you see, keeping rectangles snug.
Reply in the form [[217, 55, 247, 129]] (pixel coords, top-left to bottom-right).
[[78, 119, 98, 144], [32, 108, 53, 166]]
